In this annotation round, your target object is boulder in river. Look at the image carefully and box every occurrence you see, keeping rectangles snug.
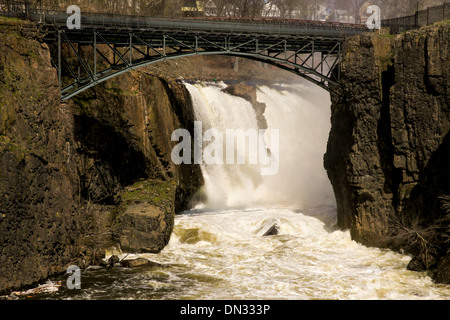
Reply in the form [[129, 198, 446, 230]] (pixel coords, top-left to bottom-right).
[[406, 257, 426, 272], [120, 258, 162, 268], [102, 255, 162, 268], [256, 218, 280, 237]]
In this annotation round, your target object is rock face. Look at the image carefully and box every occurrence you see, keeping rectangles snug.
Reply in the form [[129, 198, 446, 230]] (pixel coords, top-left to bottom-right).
[[70, 71, 203, 212], [324, 23, 449, 283], [0, 22, 203, 293], [70, 70, 204, 256], [0, 22, 95, 292], [222, 83, 268, 129]]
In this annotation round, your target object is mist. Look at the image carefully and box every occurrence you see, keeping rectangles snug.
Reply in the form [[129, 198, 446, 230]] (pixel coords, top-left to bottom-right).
[[256, 81, 335, 208]]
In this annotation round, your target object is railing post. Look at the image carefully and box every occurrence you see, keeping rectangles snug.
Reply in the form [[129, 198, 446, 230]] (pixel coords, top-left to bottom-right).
[[129, 33, 133, 66], [415, 3, 419, 28], [58, 30, 61, 89], [93, 32, 97, 79], [163, 35, 166, 57]]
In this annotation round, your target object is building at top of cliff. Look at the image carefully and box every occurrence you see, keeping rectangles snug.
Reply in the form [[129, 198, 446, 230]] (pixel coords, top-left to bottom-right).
[[182, 0, 205, 17]]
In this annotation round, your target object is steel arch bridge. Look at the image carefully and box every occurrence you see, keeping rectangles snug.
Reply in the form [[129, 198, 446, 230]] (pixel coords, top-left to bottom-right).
[[33, 11, 369, 101]]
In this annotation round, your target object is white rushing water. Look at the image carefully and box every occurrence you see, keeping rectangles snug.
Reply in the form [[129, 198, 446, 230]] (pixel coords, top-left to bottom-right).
[[184, 81, 335, 209], [139, 81, 449, 300], [141, 207, 449, 300]]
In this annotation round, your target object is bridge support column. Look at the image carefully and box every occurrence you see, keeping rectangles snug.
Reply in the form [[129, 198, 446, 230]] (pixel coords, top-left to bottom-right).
[[93, 32, 97, 78], [57, 30, 61, 89]]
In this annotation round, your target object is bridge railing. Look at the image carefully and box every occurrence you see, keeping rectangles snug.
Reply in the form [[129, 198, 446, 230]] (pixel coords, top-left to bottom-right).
[[0, 0, 30, 19], [1, 1, 368, 38], [382, 2, 450, 33], [30, 9, 367, 37]]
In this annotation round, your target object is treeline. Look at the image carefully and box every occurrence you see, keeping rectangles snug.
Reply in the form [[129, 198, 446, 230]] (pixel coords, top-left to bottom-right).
[[4, 0, 446, 19]]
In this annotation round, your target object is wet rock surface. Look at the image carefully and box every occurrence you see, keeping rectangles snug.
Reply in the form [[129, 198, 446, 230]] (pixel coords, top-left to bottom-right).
[[0, 25, 96, 293], [102, 255, 162, 269], [435, 255, 450, 284], [222, 83, 268, 129], [113, 180, 176, 253]]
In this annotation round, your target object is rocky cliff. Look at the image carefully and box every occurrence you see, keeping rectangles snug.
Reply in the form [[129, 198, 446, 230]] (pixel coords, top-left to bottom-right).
[[324, 22, 449, 283], [0, 18, 203, 293], [0, 19, 91, 293]]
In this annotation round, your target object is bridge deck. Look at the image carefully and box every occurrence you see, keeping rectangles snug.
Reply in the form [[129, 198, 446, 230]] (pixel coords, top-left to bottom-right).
[[36, 11, 368, 43]]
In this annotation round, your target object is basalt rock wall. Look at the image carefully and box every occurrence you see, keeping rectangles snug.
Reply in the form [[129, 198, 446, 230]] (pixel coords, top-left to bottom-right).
[[324, 22, 449, 283]]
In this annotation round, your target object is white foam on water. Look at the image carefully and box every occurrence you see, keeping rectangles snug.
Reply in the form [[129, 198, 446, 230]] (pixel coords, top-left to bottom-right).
[[147, 207, 450, 300]]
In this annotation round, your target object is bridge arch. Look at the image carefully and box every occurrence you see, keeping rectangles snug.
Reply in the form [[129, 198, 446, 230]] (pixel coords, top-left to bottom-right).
[[52, 32, 342, 101], [56, 49, 341, 102]]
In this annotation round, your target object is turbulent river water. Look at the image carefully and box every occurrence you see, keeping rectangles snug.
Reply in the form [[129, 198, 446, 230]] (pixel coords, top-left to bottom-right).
[[8, 81, 450, 300]]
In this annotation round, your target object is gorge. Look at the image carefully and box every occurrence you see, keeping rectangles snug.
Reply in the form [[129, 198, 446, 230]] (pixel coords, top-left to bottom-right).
[[0, 16, 449, 297]]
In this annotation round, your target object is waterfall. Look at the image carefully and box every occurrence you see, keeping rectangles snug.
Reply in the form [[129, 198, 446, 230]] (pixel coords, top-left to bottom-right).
[[184, 81, 335, 210], [31, 81, 450, 301]]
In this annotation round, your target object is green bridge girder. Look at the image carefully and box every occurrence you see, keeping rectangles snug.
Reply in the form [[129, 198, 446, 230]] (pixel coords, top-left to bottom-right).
[[33, 11, 369, 100]]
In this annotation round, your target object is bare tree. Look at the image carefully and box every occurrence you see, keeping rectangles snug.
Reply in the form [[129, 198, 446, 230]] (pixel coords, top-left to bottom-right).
[[232, 0, 266, 17], [206, 0, 229, 16]]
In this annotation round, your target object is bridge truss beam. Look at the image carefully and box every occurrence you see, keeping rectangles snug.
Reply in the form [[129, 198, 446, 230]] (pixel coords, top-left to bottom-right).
[[48, 28, 342, 101]]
